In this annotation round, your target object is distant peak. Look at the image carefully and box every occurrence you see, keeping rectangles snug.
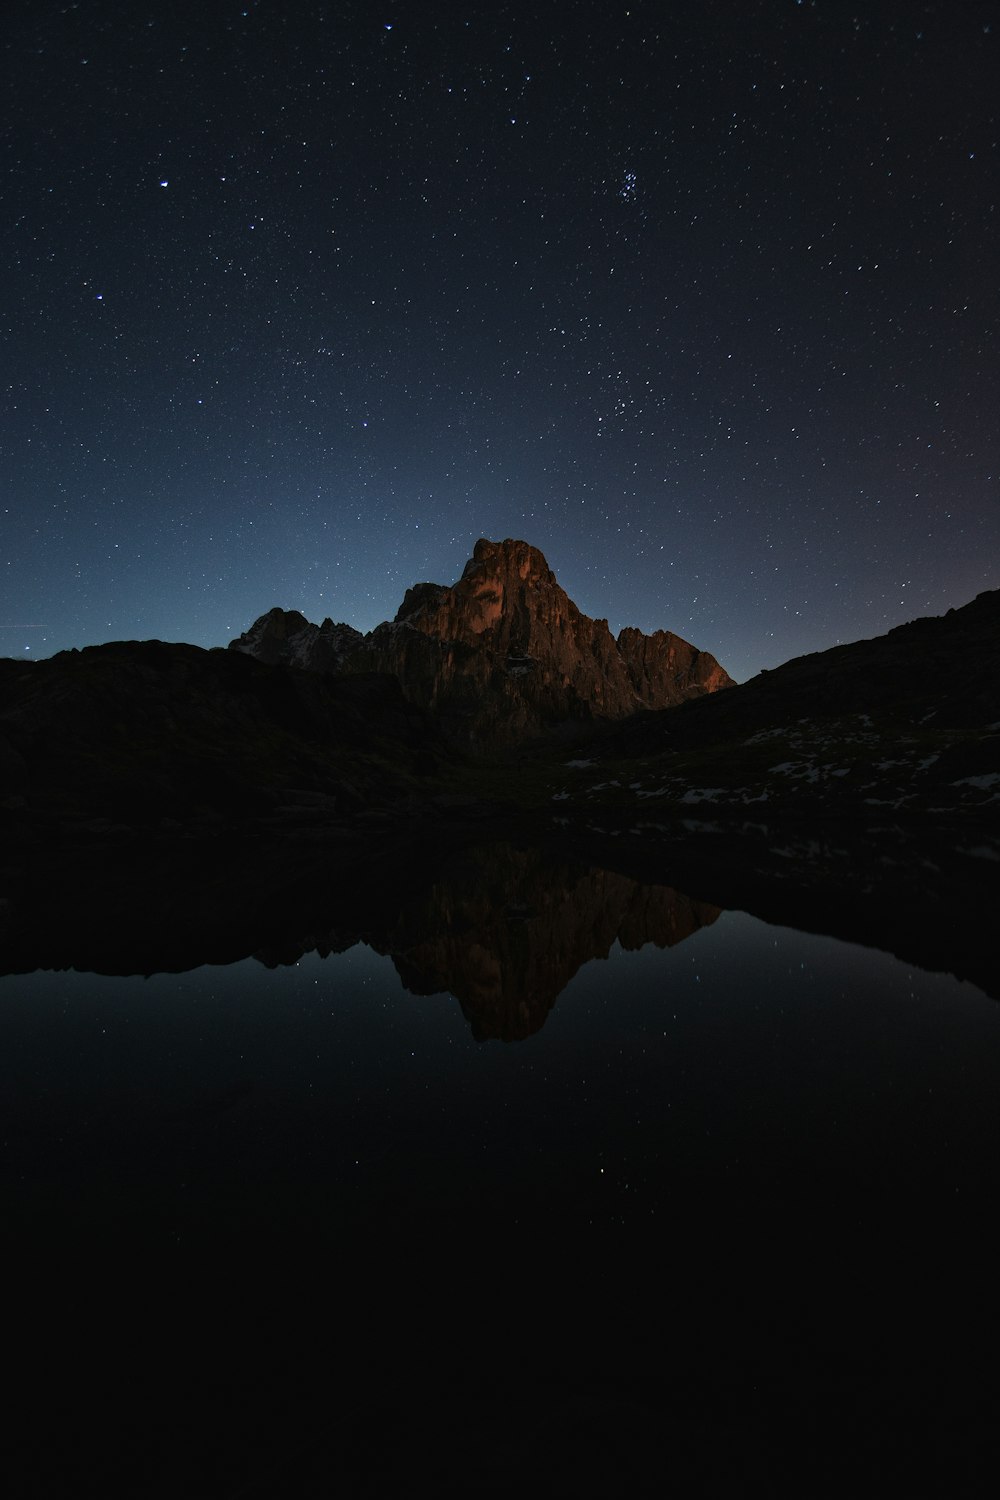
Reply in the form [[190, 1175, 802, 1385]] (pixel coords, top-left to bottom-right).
[[261, 606, 310, 632], [465, 537, 556, 585]]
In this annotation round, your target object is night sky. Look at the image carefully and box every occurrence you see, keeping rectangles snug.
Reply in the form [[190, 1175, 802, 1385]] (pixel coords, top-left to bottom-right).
[[3, 1, 998, 682]]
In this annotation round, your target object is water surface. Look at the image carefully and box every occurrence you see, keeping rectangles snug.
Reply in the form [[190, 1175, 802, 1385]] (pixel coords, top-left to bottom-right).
[[5, 897, 996, 1250], [3, 841, 998, 1493]]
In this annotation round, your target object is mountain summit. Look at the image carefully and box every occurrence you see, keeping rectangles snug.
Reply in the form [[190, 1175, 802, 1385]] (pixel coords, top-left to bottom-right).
[[229, 537, 733, 742]]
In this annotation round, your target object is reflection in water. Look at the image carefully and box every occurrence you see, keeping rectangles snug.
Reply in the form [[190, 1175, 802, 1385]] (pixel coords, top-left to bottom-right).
[[367, 844, 719, 1039], [1, 839, 718, 1038], [2, 824, 997, 1009], [2, 834, 999, 1492]]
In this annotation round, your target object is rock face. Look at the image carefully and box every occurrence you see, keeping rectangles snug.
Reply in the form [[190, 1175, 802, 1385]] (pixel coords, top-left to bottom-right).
[[229, 608, 363, 672], [229, 538, 733, 743]]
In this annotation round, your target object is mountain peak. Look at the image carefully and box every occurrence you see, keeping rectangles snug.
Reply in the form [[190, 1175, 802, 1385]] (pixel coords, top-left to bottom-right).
[[230, 539, 733, 741], [464, 536, 556, 586]]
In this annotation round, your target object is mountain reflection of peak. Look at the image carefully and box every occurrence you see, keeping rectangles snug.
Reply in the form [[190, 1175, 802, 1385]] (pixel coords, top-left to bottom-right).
[[379, 846, 720, 1041], [1, 828, 995, 1011]]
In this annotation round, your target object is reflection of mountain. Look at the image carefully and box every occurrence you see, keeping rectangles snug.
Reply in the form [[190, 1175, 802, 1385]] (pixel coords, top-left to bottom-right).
[[0, 837, 718, 1040], [1, 827, 995, 1022], [377, 844, 719, 1040]]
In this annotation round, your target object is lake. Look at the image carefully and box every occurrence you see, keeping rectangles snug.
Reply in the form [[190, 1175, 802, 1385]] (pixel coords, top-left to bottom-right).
[[3, 835, 998, 1493]]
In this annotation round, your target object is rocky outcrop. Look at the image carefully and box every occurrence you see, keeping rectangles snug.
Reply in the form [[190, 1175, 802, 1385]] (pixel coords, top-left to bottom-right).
[[617, 626, 733, 702], [229, 609, 362, 672], [229, 538, 733, 743]]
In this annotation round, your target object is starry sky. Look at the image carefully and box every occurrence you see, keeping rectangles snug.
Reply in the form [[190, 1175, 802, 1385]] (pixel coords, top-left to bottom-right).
[[3, 0, 998, 682]]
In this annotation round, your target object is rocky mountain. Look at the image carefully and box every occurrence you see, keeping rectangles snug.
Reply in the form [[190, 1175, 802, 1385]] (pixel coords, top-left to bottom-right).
[[3, 562, 994, 855], [230, 608, 363, 672], [540, 587, 1000, 823], [228, 537, 733, 742]]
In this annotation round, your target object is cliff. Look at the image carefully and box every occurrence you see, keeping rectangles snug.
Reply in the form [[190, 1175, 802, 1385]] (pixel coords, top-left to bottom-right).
[[229, 538, 733, 743]]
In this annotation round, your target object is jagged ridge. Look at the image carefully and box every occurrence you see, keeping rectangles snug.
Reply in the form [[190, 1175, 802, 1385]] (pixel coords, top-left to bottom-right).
[[229, 537, 733, 742]]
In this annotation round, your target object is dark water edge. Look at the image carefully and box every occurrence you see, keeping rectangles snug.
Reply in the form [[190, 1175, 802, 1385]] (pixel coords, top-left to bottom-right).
[[2, 815, 997, 999], [3, 823, 999, 1495]]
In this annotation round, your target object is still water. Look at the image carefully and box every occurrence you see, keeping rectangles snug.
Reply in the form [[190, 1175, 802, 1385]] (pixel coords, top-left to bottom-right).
[[4, 900, 997, 1249], [3, 853, 998, 1492]]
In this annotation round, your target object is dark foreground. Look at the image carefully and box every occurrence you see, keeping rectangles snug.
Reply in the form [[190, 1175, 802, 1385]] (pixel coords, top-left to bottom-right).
[[3, 826, 998, 1495]]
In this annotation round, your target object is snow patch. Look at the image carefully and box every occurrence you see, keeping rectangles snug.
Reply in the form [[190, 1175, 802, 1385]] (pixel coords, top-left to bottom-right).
[[745, 727, 789, 745], [769, 760, 819, 780]]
